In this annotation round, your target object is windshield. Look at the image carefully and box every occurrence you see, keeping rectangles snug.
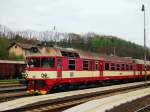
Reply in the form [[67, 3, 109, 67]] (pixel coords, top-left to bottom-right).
[[41, 58, 55, 68], [27, 57, 55, 68], [28, 58, 40, 67]]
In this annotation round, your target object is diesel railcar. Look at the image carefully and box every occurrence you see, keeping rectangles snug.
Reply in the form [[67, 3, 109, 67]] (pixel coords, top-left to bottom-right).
[[23, 47, 150, 94]]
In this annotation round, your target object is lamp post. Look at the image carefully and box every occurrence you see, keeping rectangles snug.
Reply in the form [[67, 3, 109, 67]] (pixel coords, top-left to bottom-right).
[[141, 4, 147, 79], [53, 25, 57, 47]]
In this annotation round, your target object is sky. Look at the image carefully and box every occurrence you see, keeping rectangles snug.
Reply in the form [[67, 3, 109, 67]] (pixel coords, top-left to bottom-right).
[[0, 0, 150, 47]]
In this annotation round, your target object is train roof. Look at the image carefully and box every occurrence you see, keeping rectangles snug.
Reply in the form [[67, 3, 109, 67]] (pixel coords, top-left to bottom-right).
[[133, 59, 150, 65], [0, 60, 25, 64], [27, 47, 133, 62]]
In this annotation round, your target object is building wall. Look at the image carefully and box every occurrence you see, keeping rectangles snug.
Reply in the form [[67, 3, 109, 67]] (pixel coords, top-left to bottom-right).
[[8, 44, 25, 58], [40, 47, 60, 56]]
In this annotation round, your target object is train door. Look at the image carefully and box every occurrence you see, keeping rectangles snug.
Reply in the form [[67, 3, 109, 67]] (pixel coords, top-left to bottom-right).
[[137, 64, 142, 77], [133, 64, 136, 76], [57, 58, 62, 79], [99, 61, 103, 77]]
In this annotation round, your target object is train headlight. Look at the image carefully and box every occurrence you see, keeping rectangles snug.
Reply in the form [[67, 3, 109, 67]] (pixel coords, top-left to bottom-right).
[[22, 72, 28, 78], [41, 73, 48, 78]]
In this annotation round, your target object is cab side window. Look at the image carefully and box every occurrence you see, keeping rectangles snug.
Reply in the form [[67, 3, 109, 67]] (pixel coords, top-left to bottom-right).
[[68, 60, 76, 70]]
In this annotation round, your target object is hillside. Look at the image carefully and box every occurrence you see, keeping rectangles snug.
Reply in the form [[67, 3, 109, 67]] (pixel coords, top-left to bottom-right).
[[59, 33, 150, 60], [0, 25, 149, 60]]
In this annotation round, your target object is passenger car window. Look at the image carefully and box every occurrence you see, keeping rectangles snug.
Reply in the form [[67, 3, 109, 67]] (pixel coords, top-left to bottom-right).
[[111, 63, 115, 70], [121, 64, 125, 70], [105, 63, 109, 70], [116, 64, 120, 70], [83, 60, 89, 70], [95, 61, 98, 70], [126, 64, 129, 70]]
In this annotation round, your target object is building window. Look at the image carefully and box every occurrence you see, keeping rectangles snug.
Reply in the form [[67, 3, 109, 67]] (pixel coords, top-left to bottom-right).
[[83, 60, 89, 70], [68, 60, 76, 70], [105, 63, 109, 70]]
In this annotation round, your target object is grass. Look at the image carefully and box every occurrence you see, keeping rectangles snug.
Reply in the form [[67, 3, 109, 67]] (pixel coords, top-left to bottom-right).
[[0, 79, 19, 84]]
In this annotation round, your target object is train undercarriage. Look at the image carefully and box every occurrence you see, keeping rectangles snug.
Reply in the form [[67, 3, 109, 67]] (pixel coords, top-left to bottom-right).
[[23, 75, 149, 95]]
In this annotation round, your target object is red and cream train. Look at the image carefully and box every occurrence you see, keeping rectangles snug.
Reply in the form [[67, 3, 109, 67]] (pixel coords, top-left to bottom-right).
[[23, 47, 150, 94]]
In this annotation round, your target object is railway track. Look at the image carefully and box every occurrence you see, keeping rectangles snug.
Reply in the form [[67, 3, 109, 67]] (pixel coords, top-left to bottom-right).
[[136, 104, 150, 112], [0, 86, 26, 93], [1, 81, 150, 112], [0, 81, 19, 84], [0, 81, 26, 92], [107, 93, 150, 112], [0, 91, 30, 103], [0, 83, 22, 88], [0, 82, 29, 103]]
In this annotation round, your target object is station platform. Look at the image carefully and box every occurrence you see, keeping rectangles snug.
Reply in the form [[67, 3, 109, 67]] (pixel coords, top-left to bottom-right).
[[64, 87, 150, 112]]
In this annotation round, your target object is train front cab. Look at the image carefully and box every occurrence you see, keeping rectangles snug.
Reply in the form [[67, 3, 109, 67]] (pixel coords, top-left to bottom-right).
[[25, 56, 62, 94]]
